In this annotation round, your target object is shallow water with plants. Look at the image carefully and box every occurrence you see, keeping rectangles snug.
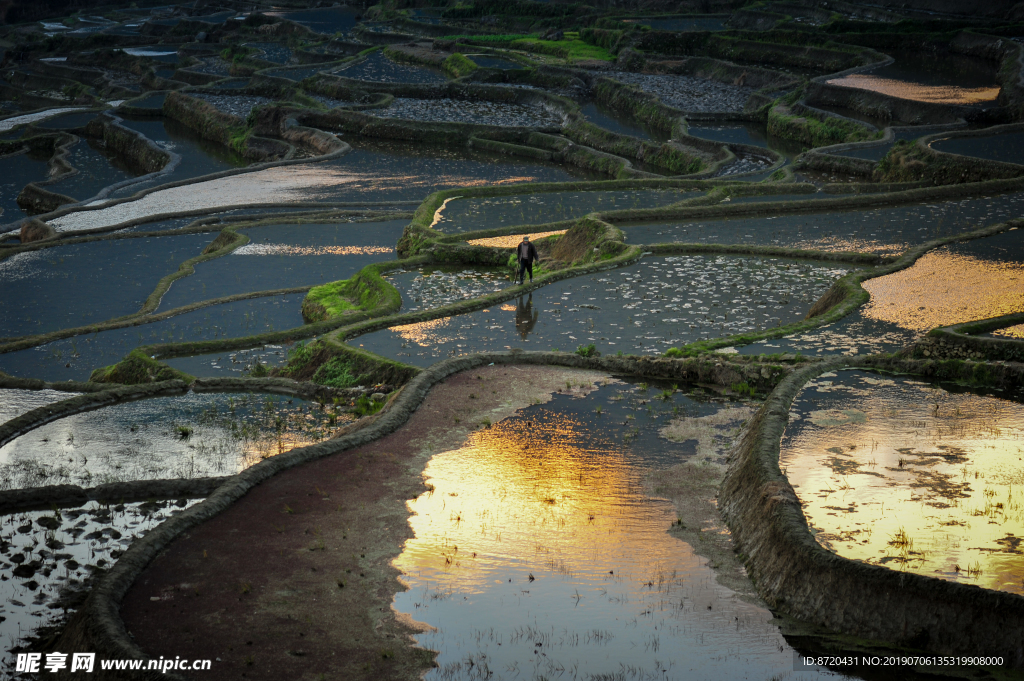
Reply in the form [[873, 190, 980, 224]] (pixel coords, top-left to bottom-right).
[[354, 255, 848, 365], [618, 191, 1024, 253], [433, 189, 697, 233], [0, 233, 212, 339], [782, 370, 1024, 595], [0, 391, 342, 487], [0, 500, 201, 674], [388, 267, 509, 312], [393, 381, 839, 680]]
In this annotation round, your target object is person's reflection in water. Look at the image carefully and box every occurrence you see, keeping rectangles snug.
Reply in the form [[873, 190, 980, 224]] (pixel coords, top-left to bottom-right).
[[515, 293, 538, 340]]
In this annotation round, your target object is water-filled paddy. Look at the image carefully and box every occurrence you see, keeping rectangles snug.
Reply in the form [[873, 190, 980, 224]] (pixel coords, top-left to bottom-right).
[[782, 370, 1024, 595], [0, 388, 78, 424], [931, 131, 1024, 165], [826, 50, 1001, 105], [330, 51, 447, 84], [162, 343, 292, 379], [107, 115, 249, 195], [49, 141, 596, 232], [629, 15, 726, 30], [265, 6, 359, 34], [34, 112, 98, 130], [0, 232, 211, 338], [378, 97, 560, 127], [393, 380, 838, 680], [158, 220, 405, 309], [261, 65, 331, 82], [736, 313, 916, 357], [580, 101, 670, 142], [860, 229, 1024, 334], [466, 55, 522, 70], [0, 107, 91, 133], [0, 500, 200, 674], [388, 267, 509, 312], [0, 391, 339, 487], [990, 324, 1024, 340], [433, 189, 697, 233], [0, 149, 52, 223], [44, 137, 140, 201], [124, 92, 167, 110], [618, 192, 1024, 253], [0, 292, 305, 381], [602, 72, 754, 113], [354, 255, 847, 365]]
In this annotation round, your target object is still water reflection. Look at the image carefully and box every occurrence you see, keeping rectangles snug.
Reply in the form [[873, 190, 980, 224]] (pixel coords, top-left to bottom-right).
[[394, 387, 843, 680]]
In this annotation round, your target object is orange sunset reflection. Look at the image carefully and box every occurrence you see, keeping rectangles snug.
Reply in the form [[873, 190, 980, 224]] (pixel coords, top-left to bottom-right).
[[827, 74, 1001, 105], [862, 250, 1024, 332]]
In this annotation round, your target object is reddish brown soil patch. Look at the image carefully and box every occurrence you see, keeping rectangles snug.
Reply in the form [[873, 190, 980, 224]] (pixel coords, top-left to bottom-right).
[[120, 365, 609, 680]]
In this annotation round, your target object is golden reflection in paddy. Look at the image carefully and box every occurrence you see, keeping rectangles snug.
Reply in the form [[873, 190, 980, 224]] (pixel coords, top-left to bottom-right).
[[395, 414, 640, 589], [862, 250, 1024, 332], [993, 323, 1024, 340], [392, 407, 811, 678], [388, 317, 455, 346], [783, 373, 1024, 595], [826, 74, 1001, 105], [231, 244, 393, 256], [467, 231, 566, 248]]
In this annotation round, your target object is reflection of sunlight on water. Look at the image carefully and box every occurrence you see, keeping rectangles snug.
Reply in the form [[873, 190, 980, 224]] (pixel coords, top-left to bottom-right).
[[862, 250, 1024, 332], [784, 371, 1024, 595], [467, 231, 565, 248], [393, 408, 831, 680], [50, 165, 363, 231], [827, 75, 1001, 105], [992, 323, 1024, 339], [232, 244, 393, 256], [390, 317, 455, 346]]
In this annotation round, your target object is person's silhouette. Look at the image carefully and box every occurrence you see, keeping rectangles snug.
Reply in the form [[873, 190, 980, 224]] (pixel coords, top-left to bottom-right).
[[515, 293, 538, 339]]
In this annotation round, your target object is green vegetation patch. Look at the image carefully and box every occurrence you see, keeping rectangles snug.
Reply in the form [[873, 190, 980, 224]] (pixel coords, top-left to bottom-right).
[[443, 53, 478, 78], [90, 349, 194, 385]]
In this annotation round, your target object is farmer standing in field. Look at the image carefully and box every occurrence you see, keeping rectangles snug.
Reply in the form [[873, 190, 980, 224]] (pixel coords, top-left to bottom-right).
[[516, 235, 540, 285]]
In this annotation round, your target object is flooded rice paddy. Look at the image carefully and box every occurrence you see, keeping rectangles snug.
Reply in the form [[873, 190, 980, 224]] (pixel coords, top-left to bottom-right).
[[0, 391, 340, 488], [0, 233, 212, 339], [393, 380, 840, 681], [580, 102, 670, 142], [158, 220, 405, 309], [0, 388, 78, 424], [0, 500, 201, 673], [860, 229, 1024, 334], [433, 190, 696, 233], [389, 267, 509, 312], [930, 132, 1024, 165], [44, 138, 141, 201], [601, 72, 754, 113], [330, 51, 447, 84], [0, 294, 302, 381], [630, 15, 727, 31], [0, 150, 52, 224], [736, 313, 916, 358], [47, 142, 592, 233], [782, 370, 1024, 595], [355, 255, 848, 365], [826, 50, 1001, 106], [378, 98, 560, 128], [618, 191, 1024, 253]]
